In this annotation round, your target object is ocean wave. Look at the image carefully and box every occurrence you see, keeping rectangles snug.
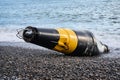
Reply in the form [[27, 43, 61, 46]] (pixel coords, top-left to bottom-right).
[[0, 0, 120, 51]]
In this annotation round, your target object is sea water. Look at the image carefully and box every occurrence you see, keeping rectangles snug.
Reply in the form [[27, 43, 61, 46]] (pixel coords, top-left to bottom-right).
[[0, 0, 120, 58]]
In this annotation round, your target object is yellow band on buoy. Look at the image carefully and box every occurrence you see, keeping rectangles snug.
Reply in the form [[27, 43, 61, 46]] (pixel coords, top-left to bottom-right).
[[53, 28, 78, 54]]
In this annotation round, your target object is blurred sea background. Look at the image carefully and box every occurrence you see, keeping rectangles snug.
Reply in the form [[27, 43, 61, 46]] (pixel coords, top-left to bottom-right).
[[0, 0, 120, 57]]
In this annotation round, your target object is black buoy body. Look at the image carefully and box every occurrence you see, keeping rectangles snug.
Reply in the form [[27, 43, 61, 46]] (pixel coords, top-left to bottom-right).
[[22, 26, 109, 56]]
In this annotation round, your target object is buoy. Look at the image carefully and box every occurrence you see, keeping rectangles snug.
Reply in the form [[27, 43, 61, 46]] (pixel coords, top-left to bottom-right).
[[17, 26, 109, 56]]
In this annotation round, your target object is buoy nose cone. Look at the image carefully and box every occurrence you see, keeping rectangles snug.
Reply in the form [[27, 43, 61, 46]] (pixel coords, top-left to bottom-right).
[[23, 28, 36, 42], [24, 29, 33, 39]]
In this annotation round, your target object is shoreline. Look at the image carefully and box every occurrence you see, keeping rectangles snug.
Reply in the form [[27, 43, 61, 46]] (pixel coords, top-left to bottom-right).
[[0, 41, 120, 58], [0, 44, 120, 79]]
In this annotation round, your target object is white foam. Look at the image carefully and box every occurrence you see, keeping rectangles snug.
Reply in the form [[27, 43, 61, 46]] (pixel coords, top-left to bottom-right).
[[0, 33, 23, 42], [0, 28, 24, 42]]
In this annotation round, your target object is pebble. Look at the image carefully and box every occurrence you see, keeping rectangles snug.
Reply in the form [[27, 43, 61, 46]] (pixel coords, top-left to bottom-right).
[[0, 46, 120, 80]]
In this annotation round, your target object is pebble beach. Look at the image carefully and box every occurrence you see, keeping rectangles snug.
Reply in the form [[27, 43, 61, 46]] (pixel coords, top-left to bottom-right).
[[0, 43, 120, 80]]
